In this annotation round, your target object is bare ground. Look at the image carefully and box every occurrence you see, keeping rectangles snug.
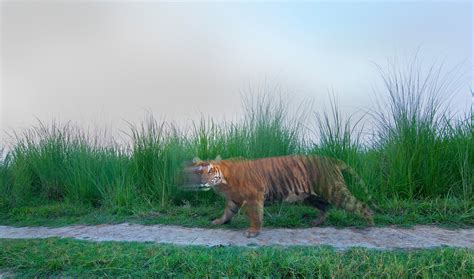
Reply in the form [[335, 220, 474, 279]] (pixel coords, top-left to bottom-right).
[[0, 224, 473, 250]]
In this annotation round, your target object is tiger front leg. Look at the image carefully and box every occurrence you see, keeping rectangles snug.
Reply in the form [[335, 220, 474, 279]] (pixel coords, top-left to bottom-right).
[[212, 199, 241, 225], [244, 200, 263, 238]]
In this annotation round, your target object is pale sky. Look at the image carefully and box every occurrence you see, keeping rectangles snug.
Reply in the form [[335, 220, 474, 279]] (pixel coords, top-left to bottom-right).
[[1, 1, 472, 143]]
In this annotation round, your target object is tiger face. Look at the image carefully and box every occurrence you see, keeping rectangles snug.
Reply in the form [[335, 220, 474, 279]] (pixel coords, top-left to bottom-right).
[[189, 156, 224, 191]]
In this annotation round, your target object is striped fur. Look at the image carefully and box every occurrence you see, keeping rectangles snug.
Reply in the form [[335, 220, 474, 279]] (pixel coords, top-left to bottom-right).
[[189, 155, 374, 237]]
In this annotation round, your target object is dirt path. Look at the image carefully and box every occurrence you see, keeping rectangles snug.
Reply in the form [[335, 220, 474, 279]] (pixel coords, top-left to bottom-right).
[[0, 224, 473, 250]]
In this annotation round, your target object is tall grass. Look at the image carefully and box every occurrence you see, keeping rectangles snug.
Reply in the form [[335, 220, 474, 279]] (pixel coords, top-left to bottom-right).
[[129, 116, 188, 207], [0, 93, 306, 209], [237, 94, 305, 158], [372, 58, 472, 200], [2, 122, 135, 209], [310, 95, 369, 199], [0, 61, 471, 211]]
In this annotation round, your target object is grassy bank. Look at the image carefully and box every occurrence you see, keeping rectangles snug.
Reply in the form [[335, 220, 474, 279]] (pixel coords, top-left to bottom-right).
[[0, 60, 472, 226], [0, 198, 472, 228], [0, 239, 472, 277]]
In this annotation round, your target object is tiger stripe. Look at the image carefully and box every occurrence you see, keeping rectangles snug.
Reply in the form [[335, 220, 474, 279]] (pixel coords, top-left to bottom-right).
[[188, 155, 374, 237]]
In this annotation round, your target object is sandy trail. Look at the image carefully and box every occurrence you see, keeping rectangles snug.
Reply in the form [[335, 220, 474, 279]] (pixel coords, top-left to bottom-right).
[[0, 224, 473, 250]]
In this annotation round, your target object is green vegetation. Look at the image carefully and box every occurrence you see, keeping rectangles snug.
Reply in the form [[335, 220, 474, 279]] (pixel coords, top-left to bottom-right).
[[0, 198, 472, 228], [0, 59, 472, 227], [0, 239, 472, 277]]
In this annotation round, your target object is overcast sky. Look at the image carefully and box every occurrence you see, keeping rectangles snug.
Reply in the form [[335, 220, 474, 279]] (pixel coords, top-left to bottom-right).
[[1, 1, 472, 142]]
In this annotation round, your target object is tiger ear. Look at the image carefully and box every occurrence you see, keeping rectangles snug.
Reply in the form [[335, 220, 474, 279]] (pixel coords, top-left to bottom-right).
[[192, 157, 202, 164], [214, 155, 222, 161]]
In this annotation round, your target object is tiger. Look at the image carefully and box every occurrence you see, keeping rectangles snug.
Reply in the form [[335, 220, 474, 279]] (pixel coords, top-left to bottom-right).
[[186, 155, 374, 238]]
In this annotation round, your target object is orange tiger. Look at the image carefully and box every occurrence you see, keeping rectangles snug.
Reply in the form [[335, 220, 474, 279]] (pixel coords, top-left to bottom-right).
[[187, 155, 374, 237]]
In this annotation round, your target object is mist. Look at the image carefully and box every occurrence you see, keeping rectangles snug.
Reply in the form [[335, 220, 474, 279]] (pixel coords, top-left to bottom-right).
[[1, 1, 472, 144]]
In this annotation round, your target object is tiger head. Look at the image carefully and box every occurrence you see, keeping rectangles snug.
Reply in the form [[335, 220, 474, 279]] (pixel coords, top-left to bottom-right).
[[188, 155, 225, 191]]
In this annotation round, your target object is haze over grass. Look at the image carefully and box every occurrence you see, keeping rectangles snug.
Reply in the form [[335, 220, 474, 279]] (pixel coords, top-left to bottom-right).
[[0, 59, 472, 213]]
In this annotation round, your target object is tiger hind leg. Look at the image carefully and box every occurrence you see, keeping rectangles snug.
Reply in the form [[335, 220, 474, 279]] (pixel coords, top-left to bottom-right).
[[305, 195, 331, 226], [329, 182, 375, 226]]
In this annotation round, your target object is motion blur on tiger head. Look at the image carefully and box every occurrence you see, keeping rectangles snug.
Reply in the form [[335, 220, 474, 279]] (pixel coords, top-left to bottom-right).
[[184, 155, 374, 238]]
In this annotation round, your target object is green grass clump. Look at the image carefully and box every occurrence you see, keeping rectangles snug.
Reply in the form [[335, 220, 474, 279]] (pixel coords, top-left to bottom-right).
[[3, 122, 139, 210], [371, 59, 473, 200], [128, 116, 189, 207], [189, 93, 304, 160], [0, 239, 472, 277], [0, 59, 472, 223]]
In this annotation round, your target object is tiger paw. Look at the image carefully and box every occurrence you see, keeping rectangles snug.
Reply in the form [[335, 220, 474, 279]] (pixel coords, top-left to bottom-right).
[[367, 219, 375, 226], [244, 229, 260, 238], [310, 219, 324, 226], [211, 219, 224, 225]]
